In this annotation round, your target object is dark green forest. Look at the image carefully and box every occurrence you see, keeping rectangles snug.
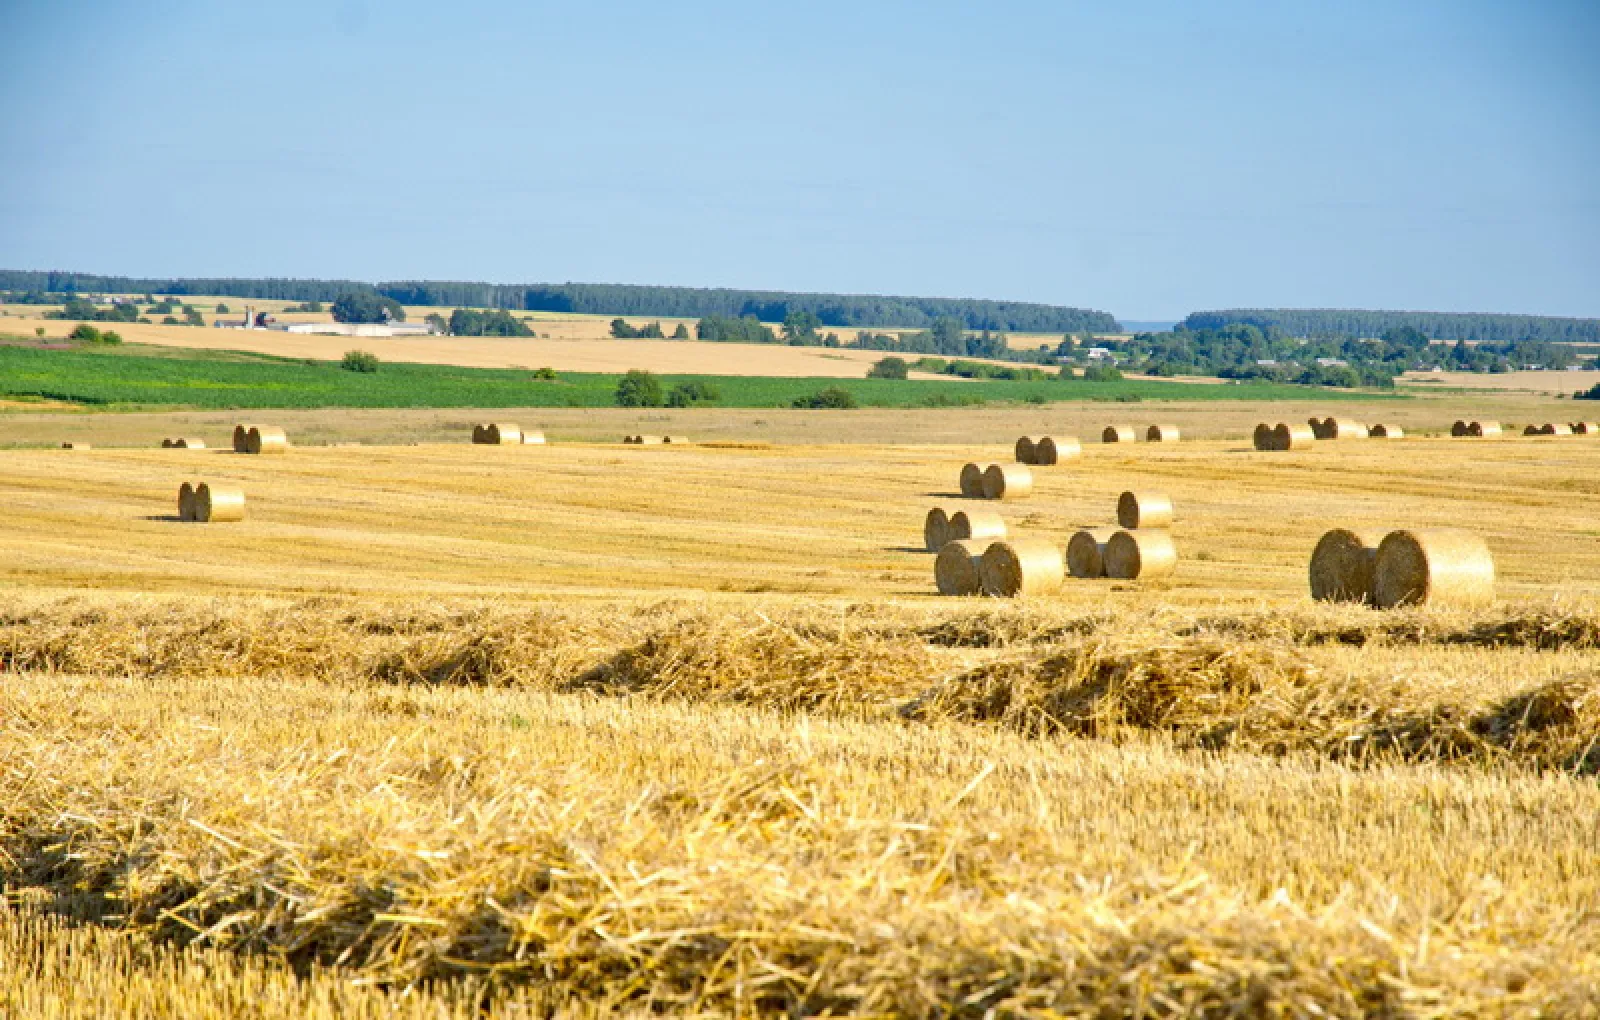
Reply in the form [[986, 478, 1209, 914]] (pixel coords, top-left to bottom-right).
[[1184, 309, 1600, 345], [0, 271, 1117, 333]]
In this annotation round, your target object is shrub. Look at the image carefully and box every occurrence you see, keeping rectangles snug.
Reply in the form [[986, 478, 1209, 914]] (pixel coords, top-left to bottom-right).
[[1083, 363, 1124, 382], [215, 303, 231, 314], [666, 380, 722, 407], [866, 356, 909, 380], [68, 323, 102, 343], [531, 367, 558, 381], [792, 386, 858, 409], [614, 369, 663, 407], [97, 330, 123, 345], [340, 350, 380, 373]]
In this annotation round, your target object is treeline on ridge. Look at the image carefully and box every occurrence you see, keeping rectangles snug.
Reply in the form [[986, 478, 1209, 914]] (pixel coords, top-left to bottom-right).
[[1185, 308, 1600, 345], [0, 271, 1116, 333]]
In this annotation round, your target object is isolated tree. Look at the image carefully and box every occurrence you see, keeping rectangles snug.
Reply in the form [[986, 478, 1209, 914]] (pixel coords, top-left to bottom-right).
[[341, 350, 380, 373], [614, 369, 663, 407], [671, 322, 690, 340]]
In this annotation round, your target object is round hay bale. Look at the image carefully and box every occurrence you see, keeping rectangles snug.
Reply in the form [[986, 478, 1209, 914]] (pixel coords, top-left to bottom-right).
[[232, 424, 257, 453], [161, 438, 175, 448], [1101, 425, 1136, 443], [1523, 424, 1543, 436], [1103, 529, 1178, 581], [1368, 424, 1403, 438], [1451, 420, 1469, 437], [979, 539, 1064, 597], [1146, 424, 1180, 442], [1324, 418, 1367, 440], [635, 435, 664, 446], [172, 437, 206, 449], [483, 423, 521, 445], [1066, 527, 1117, 579], [948, 510, 1007, 544], [982, 463, 1033, 501], [61, 442, 90, 450], [1116, 490, 1173, 529], [1272, 423, 1315, 451], [178, 482, 197, 522], [1546, 423, 1573, 436], [1034, 436, 1080, 464], [1308, 417, 1330, 439], [934, 539, 990, 596], [1572, 422, 1598, 435], [1373, 529, 1495, 609], [1253, 423, 1273, 451], [959, 463, 985, 498], [471, 425, 487, 444], [621, 435, 637, 444], [1468, 420, 1501, 437], [923, 507, 951, 552], [1014, 436, 1036, 464], [662, 435, 689, 444], [245, 427, 288, 455], [1308, 528, 1386, 604], [521, 431, 547, 445], [196, 484, 246, 523]]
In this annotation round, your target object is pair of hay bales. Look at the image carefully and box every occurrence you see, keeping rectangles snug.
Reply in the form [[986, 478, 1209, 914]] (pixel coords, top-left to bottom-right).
[[473, 424, 546, 445], [923, 507, 1006, 551], [935, 539, 1064, 597], [1100, 425, 1181, 443], [1309, 417, 1367, 440], [1366, 423, 1404, 438], [1310, 528, 1493, 608], [623, 434, 687, 445], [1571, 422, 1599, 435], [1064, 491, 1178, 580], [1013, 436, 1082, 465], [960, 463, 1032, 500], [1252, 422, 1316, 451], [177, 481, 246, 523], [232, 424, 288, 455], [1524, 423, 1575, 436], [160, 437, 207, 449], [1450, 420, 1502, 438]]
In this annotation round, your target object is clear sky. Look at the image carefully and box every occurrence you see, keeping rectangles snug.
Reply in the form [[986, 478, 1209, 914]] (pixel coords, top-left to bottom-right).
[[2, 0, 1596, 322]]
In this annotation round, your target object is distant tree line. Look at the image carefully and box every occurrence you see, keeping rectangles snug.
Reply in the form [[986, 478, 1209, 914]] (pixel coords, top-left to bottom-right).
[[1184, 309, 1600, 345], [0, 271, 1118, 332]]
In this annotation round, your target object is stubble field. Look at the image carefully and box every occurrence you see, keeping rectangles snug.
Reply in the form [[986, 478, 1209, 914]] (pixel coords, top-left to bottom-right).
[[2, 411, 1599, 1017]]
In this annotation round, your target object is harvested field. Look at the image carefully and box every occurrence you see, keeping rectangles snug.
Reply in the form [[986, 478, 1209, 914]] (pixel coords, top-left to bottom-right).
[[2, 414, 1599, 1015]]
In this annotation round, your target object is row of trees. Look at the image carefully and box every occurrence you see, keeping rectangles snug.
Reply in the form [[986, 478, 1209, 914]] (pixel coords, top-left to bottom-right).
[[0, 272, 1117, 332], [1184, 308, 1600, 345], [447, 308, 530, 337]]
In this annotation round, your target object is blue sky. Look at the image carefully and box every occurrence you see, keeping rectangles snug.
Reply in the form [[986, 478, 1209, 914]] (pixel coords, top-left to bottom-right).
[[2, 0, 1596, 321]]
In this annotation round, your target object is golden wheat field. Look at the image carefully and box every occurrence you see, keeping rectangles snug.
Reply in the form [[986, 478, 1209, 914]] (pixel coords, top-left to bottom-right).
[[3, 410, 1600, 1017]]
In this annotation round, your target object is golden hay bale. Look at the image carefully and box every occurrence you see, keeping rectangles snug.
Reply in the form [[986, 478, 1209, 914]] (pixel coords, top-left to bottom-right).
[[923, 507, 951, 552], [1103, 529, 1178, 581], [1523, 425, 1543, 436], [1252, 423, 1274, 451], [1322, 418, 1367, 440], [245, 427, 288, 455], [161, 438, 175, 448], [979, 539, 1064, 597], [1572, 422, 1599, 435], [1468, 420, 1501, 437], [1451, 420, 1469, 437], [1272, 423, 1316, 451], [471, 425, 486, 444], [1308, 416, 1331, 439], [1146, 424, 1180, 442], [480, 423, 520, 445], [1033, 436, 1080, 464], [172, 437, 206, 449], [1373, 529, 1495, 609], [959, 462, 985, 498], [177, 482, 197, 523], [1308, 528, 1386, 604], [1066, 527, 1117, 579], [948, 510, 1007, 543], [982, 463, 1034, 500], [1117, 490, 1173, 529], [521, 431, 547, 445], [621, 435, 637, 444], [1101, 425, 1136, 443], [195, 483, 246, 523], [1014, 436, 1036, 464], [662, 435, 690, 444], [635, 435, 664, 446], [61, 442, 90, 450], [1544, 423, 1573, 436], [1367, 424, 1403, 438], [232, 424, 258, 452], [934, 539, 990, 596]]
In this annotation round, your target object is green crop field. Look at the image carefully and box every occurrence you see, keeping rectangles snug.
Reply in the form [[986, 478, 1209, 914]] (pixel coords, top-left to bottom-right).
[[0, 342, 1392, 410]]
